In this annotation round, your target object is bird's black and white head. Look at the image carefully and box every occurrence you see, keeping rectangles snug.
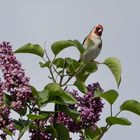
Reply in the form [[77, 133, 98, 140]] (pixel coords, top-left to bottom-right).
[[92, 24, 103, 37]]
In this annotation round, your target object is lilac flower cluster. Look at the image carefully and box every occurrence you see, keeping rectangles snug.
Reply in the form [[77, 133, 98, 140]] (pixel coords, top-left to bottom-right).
[[0, 42, 32, 110], [0, 42, 32, 138], [29, 120, 52, 140], [0, 103, 15, 139], [30, 129, 52, 140], [77, 82, 104, 129], [50, 83, 104, 139]]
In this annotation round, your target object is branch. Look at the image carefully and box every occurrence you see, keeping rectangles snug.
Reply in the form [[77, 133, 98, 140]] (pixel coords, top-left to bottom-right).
[[43, 47, 56, 83]]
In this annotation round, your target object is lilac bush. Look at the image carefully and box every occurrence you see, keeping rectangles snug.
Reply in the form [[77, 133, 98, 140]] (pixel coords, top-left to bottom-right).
[[50, 83, 104, 135], [0, 42, 32, 139], [0, 41, 139, 140]]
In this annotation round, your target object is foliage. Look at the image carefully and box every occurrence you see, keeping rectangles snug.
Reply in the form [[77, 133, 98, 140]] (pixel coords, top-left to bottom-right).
[[0, 40, 139, 140]]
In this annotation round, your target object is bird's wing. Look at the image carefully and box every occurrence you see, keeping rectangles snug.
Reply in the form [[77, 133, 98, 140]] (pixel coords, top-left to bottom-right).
[[80, 34, 91, 60], [82, 35, 89, 47]]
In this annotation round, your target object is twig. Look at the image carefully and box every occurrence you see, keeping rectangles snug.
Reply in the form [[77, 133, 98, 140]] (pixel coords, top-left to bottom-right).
[[61, 63, 87, 87], [43, 45, 56, 83], [61, 75, 73, 87], [98, 124, 109, 140], [110, 105, 113, 116], [98, 110, 122, 139], [60, 61, 66, 85], [44, 41, 51, 61], [115, 110, 122, 117]]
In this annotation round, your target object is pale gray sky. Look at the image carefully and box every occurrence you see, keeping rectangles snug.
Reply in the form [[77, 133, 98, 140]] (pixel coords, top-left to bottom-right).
[[0, 0, 140, 140]]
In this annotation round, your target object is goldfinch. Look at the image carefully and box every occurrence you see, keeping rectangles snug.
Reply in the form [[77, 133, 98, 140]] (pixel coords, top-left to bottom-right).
[[80, 24, 103, 62]]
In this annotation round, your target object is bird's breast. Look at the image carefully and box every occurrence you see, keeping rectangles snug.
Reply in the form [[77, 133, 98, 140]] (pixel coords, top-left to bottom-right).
[[93, 37, 102, 48], [82, 38, 102, 61]]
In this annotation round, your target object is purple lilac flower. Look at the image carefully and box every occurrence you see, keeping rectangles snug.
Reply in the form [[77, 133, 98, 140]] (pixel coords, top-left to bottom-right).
[[50, 83, 104, 139], [29, 120, 52, 140], [30, 129, 52, 140], [0, 42, 32, 138], [0, 42, 32, 109], [0, 103, 15, 139]]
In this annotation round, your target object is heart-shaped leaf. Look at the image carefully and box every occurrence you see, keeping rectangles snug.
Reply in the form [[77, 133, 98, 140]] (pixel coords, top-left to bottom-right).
[[14, 43, 44, 57], [85, 127, 101, 140], [2, 128, 14, 136], [3, 92, 11, 106], [54, 123, 69, 140], [100, 89, 119, 105], [39, 61, 50, 68], [38, 89, 49, 105], [104, 57, 122, 88], [51, 40, 85, 56], [27, 114, 49, 120], [106, 116, 132, 126], [14, 119, 28, 130], [44, 83, 76, 105], [120, 100, 140, 116], [74, 80, 88, 94], [51, 40, 76, 56], [65, 58, 80, 74], [53, 58, 65, 68], [45, 125, 58, 138], [14, 119, 29, 139], [76, 61, 98, 82], [73, 40, 85, 54], [18, 125, 29, 140]]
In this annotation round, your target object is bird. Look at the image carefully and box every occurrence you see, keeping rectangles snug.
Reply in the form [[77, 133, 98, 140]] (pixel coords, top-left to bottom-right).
[[80, 24, 103, 62]]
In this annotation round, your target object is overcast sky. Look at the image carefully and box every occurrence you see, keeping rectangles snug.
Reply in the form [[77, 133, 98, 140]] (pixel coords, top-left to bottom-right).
[[0, 0, 140, 140]]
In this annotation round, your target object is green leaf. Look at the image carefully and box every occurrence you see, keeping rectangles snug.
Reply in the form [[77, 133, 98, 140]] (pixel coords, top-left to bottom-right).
[[31, 86, 38, 97], [65, 58, 79, 74], [85, 127, 101, 140], [58, 105, 80, 121], [44, 83, 62, 94], [51, 40, 76, 55], [3, 93, 11, 106], [44, 83, 77, 104], [94, 89, 103, 98], [14, 119, 28, 130], [104, 57, 122, 88], [100, 89, 119, 105], [76, 61, 98, 82], [73, 40, 85, 54], [18, 106, 27, 116], [39, 61, 50, 68], [14, 121, 22, 130], [53, 58, 65, 68], [14, 43, 44, 57], [18, 125, 29, 140], [54, 123, 69, 140], [106, 116, 132, 126], [74, 80, 88, 94], [100, 126, 107, 133], [51, 40, 85, 56], [85, 135, 100, 140], [29, 122, 38, 130], [27, 114, 49, 120], [2, 128, 14, 136], [38, 89, 49, 105], [45, 125, 58, 138], [31, 86, 41, 106], [120, 100, 140, 116]]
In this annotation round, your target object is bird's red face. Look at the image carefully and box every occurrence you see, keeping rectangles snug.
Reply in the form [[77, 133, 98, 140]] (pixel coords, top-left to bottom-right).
[[93, 24, 103, 37]]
